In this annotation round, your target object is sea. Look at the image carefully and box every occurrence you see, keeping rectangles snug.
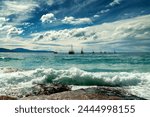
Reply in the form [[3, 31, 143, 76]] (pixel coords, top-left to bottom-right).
[[0, 52, 150, 99]]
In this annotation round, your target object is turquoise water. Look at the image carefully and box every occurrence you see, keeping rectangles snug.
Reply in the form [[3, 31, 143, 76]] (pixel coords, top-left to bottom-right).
[[0, 52, 150, 99], [0, 52, 150, 72]]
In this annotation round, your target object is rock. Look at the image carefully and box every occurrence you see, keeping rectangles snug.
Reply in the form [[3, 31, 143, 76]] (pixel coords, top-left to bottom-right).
[[21, 86, 146, 100], [25, 83, 71, 97], [0, 95, 17, 100]]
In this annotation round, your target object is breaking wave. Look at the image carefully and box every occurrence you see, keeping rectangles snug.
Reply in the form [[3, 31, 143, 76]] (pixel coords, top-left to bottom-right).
[[0, 67, 150, 98], [0, 67, 149, 86]]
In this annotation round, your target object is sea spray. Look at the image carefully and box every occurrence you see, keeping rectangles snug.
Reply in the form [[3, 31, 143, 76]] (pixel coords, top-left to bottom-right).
[[0, 67, 150, 98]]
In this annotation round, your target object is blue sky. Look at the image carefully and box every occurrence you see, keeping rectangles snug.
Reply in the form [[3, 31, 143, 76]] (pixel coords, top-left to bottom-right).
[[0, 0, 150, 52]]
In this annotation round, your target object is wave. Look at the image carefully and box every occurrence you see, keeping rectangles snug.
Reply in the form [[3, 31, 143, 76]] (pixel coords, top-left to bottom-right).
[[0, 67, 149, 87], [0, 57, 22, 61], [0, 67, 150, 98]]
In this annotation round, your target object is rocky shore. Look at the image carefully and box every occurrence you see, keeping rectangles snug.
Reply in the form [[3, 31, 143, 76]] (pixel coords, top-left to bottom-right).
[[0, 83, 146, 100]]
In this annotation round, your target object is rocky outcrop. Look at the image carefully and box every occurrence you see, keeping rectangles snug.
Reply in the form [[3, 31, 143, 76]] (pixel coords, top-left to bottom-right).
[[0, 83, 146, 100], [21, 86, 146, 100]]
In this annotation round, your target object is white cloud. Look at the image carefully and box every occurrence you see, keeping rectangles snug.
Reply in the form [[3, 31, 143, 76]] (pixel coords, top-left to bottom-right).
[[0, 17, 9, 22], [109, 0, 122, 6], [4, 1, 36, 12], [7, 27, 23, 37], [46, 0, 54, 5], [62, 16, 92, 25], [100, 9, 110, 14], [40, 13, 56, 23], [1, 13, 149, 52], [93, 15, 100, 18], [31, 14, 150, 52], [0, 36, 35, 50], [0, 0, 38, 23], [0, 25, 23, 38], [1, 0, 38, 14], [40, 14, 92, 25], [45, 0, 65, 6]]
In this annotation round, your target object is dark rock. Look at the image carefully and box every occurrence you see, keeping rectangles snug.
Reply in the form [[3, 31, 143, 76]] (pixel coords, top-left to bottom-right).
[[0, 95, 17, 100], [21, 86, 146, 100], [25, 83, 71, 97]]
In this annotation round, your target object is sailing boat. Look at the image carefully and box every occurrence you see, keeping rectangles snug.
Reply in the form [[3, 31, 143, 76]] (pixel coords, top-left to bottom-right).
[[68, 45, 75, 54], [81, 48, 84, 54]]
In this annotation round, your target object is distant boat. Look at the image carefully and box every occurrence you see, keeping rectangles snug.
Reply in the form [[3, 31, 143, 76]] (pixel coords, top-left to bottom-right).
[[68, 45, 75, 54], [92, 50, 95, 54], [53, 49, 58, 54], [81, 48, 84, 54], [53, 51, 58, 54], [103, 51, 107, 54]]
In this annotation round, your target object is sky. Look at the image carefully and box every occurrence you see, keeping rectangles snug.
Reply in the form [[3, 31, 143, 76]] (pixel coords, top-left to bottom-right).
[[0, 0, 150, 52]]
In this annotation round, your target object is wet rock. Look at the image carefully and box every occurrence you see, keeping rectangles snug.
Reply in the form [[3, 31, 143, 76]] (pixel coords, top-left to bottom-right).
[[21, 86, 146, 100], [26, 83, 71, 97], [0, 95, 17, 100]]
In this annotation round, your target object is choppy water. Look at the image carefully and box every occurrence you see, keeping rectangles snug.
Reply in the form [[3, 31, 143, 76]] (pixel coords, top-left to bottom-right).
[[0, 52, 150, 99]]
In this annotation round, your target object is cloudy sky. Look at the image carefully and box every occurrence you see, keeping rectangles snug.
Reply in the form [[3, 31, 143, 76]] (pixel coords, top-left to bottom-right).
[[0, 0, 150, 52]]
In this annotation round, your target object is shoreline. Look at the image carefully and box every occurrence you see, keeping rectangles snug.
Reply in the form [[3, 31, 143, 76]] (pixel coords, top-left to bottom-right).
[[0, 83, 146, 100]]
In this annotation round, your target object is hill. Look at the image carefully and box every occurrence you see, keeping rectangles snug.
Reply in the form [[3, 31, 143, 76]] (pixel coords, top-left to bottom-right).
[[0, 48, 53, 53], [0, 48, 12, 52]]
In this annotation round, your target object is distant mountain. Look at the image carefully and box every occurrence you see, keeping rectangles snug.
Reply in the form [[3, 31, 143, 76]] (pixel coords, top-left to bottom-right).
[[12, 48, 33, 52], [0, 48, 12, 52], [0, 48, 53, 53]]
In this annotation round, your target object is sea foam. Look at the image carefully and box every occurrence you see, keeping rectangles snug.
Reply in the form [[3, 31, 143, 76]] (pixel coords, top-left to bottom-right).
[[0, 67, 150, 98]]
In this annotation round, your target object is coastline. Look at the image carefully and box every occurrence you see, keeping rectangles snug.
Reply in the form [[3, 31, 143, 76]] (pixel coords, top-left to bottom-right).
[[0, 83, 146, 100]]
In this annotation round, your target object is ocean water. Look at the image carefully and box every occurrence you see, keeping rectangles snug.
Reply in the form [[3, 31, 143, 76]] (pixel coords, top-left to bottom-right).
[[0, 52, 150, 99]]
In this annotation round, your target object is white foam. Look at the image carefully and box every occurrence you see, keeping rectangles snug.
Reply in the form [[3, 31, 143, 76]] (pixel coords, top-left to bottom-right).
[[0, 57, 5, 59], [0, 67, 150, 99]]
